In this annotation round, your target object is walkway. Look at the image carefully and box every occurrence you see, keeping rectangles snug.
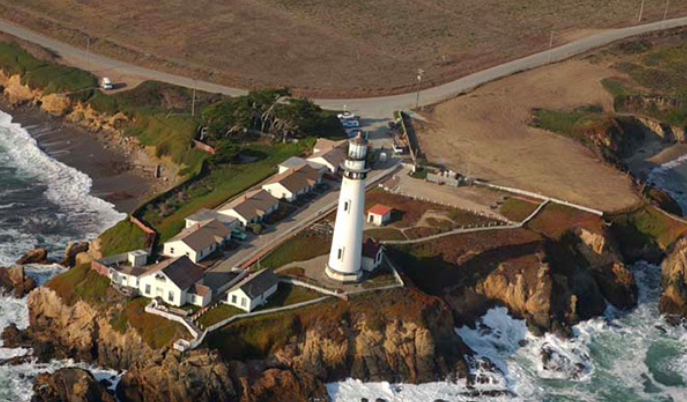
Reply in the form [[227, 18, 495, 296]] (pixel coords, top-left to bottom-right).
[[1, 17, 687, 117], [380, 200, 549, 245]]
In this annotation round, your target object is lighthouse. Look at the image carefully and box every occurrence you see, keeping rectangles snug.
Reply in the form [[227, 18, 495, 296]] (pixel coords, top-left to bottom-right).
[[326, 133, 369, 282]]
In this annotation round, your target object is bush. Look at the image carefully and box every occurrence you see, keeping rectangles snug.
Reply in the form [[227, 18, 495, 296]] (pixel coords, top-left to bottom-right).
[[247, 222, 263, 235]]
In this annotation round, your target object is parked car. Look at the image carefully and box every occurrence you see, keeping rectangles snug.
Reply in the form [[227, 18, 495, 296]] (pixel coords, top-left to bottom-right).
[[393, 145, 406, 154], [337, 111, 357, 120], [101, 77, 114, 90], [342, 119, 360, 128], [231, 229, 248, 241]]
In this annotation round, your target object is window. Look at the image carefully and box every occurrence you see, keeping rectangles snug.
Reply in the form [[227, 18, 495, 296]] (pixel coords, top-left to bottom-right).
[[145, 284, 151, 295], [241, 297, 247, 307], [168, 291, 174, 303], [344, 201, 350, 212], [337, 248, 343, 260], [170, 247, 175, 254], [231, 295, 237, 304]]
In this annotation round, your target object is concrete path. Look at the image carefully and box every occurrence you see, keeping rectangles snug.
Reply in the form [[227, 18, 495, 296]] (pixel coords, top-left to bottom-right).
[[1, 17, 687, 118]]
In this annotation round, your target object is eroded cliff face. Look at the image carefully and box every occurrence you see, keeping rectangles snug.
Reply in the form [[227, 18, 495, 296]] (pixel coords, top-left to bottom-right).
[[273, 292, 470, 384], [32, 368, 115, 402], [25, 287, 155, 369], [660, 236, 687, 319], [443, 227, 637, 335]]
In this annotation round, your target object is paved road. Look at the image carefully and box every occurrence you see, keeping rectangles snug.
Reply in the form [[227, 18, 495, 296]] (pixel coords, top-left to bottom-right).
[[1, 17, 687, 118]]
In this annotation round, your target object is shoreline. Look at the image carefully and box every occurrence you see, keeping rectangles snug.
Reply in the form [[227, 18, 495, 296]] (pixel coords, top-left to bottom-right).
[[0, 101, 161, 214]]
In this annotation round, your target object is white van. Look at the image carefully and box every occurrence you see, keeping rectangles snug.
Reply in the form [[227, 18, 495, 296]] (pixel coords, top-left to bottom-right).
[[101, 77, 113, 90]]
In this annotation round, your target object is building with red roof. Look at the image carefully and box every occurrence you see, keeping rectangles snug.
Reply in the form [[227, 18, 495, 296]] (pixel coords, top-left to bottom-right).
[[367, 204, 393, 226]]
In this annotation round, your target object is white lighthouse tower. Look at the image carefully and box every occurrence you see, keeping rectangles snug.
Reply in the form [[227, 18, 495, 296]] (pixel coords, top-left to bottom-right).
[[326, 133, 369, 282]]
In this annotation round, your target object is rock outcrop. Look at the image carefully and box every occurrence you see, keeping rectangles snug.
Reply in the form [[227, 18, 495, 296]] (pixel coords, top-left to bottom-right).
[[116, 350, 237, 402], [0, 265, 37, 297], [239, 367, 328, 402], [16, 248, 49, 265], [660, 236, 687, 319], [62, 241, 90, 267], [32, 368, 115, 402], [26, 287, 156, 368]]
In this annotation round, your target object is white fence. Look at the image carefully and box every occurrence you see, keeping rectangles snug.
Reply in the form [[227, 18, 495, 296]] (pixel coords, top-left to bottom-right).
[[475, 180, 604, 216], [145, 301, 200, 338]]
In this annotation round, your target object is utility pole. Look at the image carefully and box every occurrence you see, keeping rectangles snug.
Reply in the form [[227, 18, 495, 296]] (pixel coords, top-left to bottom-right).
[[547, 31, 555, 63], [86, 35, 91, 71], [191, 80, 197, 117], [663, 0, 671, 26], [415, 68, 424, 110], [638, 0, 645, 22]]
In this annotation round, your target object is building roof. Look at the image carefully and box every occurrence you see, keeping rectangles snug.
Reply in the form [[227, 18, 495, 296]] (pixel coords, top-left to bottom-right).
[[313, 138, 346, 153], [229, 269, 279, 299], [167, 219, 230, 252], [278, 156, 308, 170], [220, 189, 279, 221], [368, 204, 393, 216], [110, 263, 149, 277], [143, 256, 205, 290], [189, 282, 211, 297], [362, 238, 383, 259], [264, 164, 323, 194], [186, 208, 238, 226], [307, 146, 346, 169]]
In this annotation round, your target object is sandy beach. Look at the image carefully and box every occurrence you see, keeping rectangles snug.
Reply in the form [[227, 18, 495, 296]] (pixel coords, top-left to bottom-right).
[[3, 104, 159, 213]]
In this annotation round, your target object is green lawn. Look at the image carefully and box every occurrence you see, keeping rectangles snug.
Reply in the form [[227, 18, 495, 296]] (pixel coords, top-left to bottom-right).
[[45, 263, 112, 306], [259, 283, 321, 310], [143, 141, 309, 242], [109, 297, 188, 349], [197, 304, 244, 328], [98, 219, 149, 256], [365, 228, 406, 241], [610, 205, 687, 251], [260, 231, 331, 269]]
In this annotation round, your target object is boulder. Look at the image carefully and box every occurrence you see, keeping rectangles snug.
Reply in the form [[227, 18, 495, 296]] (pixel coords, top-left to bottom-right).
[[660, 237, 687, 319], [16, 248, 49, 265], [0, 265, 37, 297], [62, 241, 90, 267], [31, 368, 115, 402]]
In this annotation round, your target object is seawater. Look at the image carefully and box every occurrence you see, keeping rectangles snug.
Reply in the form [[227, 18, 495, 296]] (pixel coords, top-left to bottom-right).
[[329, 160, 687, 401], [0, 109, 124, 402]]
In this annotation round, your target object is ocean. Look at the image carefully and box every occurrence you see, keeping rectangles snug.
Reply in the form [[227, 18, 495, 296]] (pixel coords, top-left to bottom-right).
[[0, 108, 686, 401]]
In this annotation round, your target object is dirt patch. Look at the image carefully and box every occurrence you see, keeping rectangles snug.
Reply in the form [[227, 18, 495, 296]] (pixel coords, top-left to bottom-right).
[[1, 1, 686, 97], [416, 59, 641, 212]]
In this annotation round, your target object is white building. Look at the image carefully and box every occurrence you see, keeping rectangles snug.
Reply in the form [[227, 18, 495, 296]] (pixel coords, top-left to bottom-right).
[[262, 164, 323, 202], [163, 219, 231, 263], [307, 138, 347, 174], [325, 134, 369, 282], [219, 189, 279, 227], [185, 208, 239, 230], [366, 204, 393, 226], [138, 256, 206, 307], [362, 239, 384, 272], [224, 269, 279, 312]]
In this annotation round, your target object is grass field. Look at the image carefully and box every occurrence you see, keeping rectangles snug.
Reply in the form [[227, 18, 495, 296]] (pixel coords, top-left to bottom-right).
[[610, 205, 687, 251], [2, 0, 685, 96], [98, 220, 148, 256], [499, 197, 541, 222], [45, 263, 112, 306], [526, 203, 604, 240], [109, 297, 188, 348], [260, 231, 331, 269]]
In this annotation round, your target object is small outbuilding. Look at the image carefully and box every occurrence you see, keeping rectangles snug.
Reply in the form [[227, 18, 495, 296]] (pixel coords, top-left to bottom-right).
[[362, 238, 384, 272], [224, 269, 279, 312], [367, 204, 393, 226]]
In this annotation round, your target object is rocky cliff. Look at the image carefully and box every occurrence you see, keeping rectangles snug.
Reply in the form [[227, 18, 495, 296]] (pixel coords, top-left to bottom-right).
[[32, 368, 115, 402], [0, 265, 37, 297], [660, 236, 687, 319]]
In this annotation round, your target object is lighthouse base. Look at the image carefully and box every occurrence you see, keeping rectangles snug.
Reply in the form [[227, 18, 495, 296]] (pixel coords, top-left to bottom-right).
[[325, 265, 362, 283]]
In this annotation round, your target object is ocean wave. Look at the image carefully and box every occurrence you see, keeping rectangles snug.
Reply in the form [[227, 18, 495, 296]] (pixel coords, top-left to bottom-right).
[[0, 110, 124, 237], [647, 153, 687, 212]]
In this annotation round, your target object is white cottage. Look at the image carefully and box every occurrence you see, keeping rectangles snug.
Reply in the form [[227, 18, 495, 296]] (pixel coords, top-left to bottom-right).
[[224, 269, 279, 312], [362, 238, 384, 272], [262, 164, 323, 202], [138, 256, 206, 307], [163, 219, 231, 263], [218, 189, 279, 227]]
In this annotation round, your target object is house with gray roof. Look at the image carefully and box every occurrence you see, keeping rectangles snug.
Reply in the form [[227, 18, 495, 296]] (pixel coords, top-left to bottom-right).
[[262, 164, 323, 202], [223, 269, 279, 312], [137, 256, 208, 307], [163, 219, 231, 263], [185, 208, 239, 230], [218, 189, 279, 227]]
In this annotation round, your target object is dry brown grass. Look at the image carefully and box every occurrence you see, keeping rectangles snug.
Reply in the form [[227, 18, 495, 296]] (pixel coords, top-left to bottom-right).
[[1, 1, 686, 96], [416, 59, 641, 212]]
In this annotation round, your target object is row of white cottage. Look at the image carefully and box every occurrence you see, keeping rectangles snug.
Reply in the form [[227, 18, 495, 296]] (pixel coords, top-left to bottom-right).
[[92, 250, 280, 312], [161, 139, 347, 264]]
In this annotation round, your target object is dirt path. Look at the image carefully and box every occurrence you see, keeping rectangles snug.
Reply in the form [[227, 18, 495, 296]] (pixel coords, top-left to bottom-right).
[[415, 59, 641, 212]]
